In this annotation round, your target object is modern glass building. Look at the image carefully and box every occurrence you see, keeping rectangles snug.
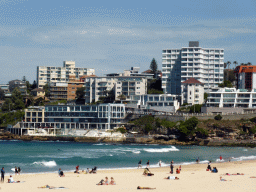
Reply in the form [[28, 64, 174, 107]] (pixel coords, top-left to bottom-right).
[[21, 104, 127, 135]]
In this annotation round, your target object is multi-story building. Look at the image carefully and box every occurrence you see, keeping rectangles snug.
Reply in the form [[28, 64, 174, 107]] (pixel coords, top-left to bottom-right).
[[234, 65, 256, 90], [0, 84, 9, 94], [20, 104, 127, 135], [181, 78, 204, 105], [37, 61, 95, 89], [85, 76, 147, 103], [49, 82, 68, 100], [129, 94, 180, 112], [9, 80, 27, 95], [202, 87, 256, 113], [162, 41, 224, 95]]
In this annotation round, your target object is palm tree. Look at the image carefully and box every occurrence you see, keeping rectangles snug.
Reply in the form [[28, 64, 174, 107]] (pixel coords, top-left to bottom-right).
[[247, 62, 252, 66], [233, 61, 238, 69], [227, 61, 231, 82], [241, 63, 245, 66]]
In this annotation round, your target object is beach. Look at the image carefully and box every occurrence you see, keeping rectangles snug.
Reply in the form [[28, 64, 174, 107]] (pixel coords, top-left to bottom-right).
[[1, 160, 256, 192]]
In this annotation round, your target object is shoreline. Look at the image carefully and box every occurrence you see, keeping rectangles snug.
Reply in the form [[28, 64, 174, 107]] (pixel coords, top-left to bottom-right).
[[1, 133, 256, 147]]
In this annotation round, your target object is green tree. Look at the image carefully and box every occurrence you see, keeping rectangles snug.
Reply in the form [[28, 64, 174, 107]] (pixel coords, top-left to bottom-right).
[[204, 93, 208, 103], [214, 114, 222, 121], [150, 58, 158, 75], [1, 98, 12, 111], [189, 104, 202, 113], [218, 80, 233, 88], [31, 80, 37, 90], [0, 88, 5, 100], [11, 88, 25, 110], [118, 94, 126, 101], [43, 83, 50, 97], [178, 117, 199, 140], [76, 87, 85, 99]]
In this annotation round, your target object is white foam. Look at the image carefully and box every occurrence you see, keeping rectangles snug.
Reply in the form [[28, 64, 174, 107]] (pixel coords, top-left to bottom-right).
[[133, 151, 141, 154], [232, 155, 256, 161], [32, 160, 57, 167], [143, 146, 179, 153], [243, 149, 248, 152]]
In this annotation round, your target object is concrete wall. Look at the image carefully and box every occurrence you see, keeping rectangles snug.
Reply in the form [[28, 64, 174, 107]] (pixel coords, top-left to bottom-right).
[[201, 107, 243, 113]]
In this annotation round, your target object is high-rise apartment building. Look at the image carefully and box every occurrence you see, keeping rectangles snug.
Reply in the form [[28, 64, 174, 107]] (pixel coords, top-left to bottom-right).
[[162, 41, 224, 94], [37, 61, 95, 88]]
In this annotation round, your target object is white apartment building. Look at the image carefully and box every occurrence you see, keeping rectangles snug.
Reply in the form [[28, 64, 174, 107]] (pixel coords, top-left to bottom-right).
[[181, 78, 204, 105], [162, 41, 224, 95], [129, 94, 180, 112], [37, 61, 95, 88], [206, 87, 256, 108], [84, 76, 147, 103]]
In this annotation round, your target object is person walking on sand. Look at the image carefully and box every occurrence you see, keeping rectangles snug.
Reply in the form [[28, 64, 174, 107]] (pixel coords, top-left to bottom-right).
[[159, 160, 162, 167], [170, 161, 174, 174], [147, 160, 150, 168], [138, 160, 142, 169], [1, 167, 5, 183]]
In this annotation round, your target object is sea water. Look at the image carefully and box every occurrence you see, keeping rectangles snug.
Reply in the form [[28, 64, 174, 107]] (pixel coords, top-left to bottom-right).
[[0, 140, 256, 174]]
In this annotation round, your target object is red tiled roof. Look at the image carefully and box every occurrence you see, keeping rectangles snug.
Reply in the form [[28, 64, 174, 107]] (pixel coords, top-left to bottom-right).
[[181, 78, 203, 84]]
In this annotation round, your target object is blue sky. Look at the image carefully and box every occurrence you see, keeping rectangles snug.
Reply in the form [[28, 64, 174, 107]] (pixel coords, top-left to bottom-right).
[[0, 0, 256, 84]]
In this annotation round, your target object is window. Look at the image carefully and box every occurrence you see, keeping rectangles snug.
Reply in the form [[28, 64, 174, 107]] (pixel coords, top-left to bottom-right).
[[137, 87, 140, 89]]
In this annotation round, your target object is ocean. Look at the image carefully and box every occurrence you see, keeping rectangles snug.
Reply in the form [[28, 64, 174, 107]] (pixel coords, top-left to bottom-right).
[[0, 140, 255, 174]]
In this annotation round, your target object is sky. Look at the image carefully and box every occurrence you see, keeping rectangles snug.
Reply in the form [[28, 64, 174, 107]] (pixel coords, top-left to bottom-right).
[[0, 0, 256, 84]]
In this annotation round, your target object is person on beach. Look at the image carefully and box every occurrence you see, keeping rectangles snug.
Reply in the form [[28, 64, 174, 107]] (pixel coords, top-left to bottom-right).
[[8, 175, 20, 183], [137, 186, 156, 190], [15, 167, 18, 175], [176, 168, 180, 174], [220, 177, 227, 181], [143, 168, 154, 176], [18, 167, 21, 175], [104, 177, 109, 185], [196, 157, 200, 164], [220, 155, 223, 161], [110, 177, 116, 185], [89, 166, 97, 174], [96, 179, 105, 185], [164, 176, 179, 180], [170, 162, 174, 174], [86, 168, 90, 174], [58, 168, 65, 177], [207, 161, 212, 171], [1, 167, 5, 183], [179, 165, 181, 171], [211, 167, 218, 173], [138, 160, 142, 169], [38, 185, 66, 189], [146, 160, 150, 168], [159, 160, 162, 167], [75, 165, 79, 173]]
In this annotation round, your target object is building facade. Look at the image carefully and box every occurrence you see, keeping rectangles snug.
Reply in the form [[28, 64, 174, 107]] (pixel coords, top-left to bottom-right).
[[9, 80, 27, 95], [85, 76, 147, 103], [181, 78, 204, 105], [129, 94, 180, 112], [234, 65, 256, 90], [162, 41, 224, 95], [206, 87, 256, 108], [21, 104, 127, 136], [37, 61, 95, 89]]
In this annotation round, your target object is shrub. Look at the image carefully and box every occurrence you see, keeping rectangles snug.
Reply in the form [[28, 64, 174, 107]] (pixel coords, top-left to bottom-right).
[[214, 114, 222, 121]]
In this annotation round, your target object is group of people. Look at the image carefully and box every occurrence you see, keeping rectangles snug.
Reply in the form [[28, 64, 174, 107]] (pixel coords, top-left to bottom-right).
[[74, 165, 97, 174], [96, 177, 116, 185]]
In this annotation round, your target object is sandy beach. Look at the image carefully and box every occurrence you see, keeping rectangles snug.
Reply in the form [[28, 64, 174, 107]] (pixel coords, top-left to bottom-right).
[[1, 160, 256, 192]]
